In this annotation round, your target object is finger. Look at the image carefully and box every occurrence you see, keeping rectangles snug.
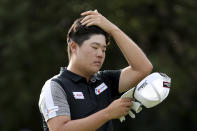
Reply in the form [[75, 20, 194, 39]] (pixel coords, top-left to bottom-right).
[[82, 19, 96, 26], [86, 21, 96, 26], [94, 9, 99, 14], [81, 10, 98, 16], [123, 101, 132, 107], [81, 15, 96, 23], [125, 107, 130, 112], [121, 98, 132, 102], [122, 108, 130, 115]]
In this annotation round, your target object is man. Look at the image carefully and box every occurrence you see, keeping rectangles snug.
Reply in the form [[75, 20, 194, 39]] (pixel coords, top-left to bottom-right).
[[39, 10, 153, 131]]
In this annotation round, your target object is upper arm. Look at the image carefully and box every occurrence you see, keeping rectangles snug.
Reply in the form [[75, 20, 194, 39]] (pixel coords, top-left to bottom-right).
[[47, 115, 71, 131], [39, 80, 71, 129], [119, 66, 152, 93]]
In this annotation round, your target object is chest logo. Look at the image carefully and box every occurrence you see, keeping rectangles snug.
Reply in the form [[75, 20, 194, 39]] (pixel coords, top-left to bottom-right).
[[95, 83, 108, 95], [73, 92, 84, 99]]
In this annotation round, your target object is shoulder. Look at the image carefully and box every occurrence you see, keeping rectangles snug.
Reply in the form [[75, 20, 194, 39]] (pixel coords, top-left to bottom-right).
[[39, 75, 66, 105], [42, 75, 63, 93]]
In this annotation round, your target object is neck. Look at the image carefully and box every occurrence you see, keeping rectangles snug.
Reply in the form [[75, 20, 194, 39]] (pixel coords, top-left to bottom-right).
[[67, 61, 91, 81]]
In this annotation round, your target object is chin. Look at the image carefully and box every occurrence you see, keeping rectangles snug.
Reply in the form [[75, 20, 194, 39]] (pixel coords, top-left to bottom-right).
[[90, 66, 100, 74]]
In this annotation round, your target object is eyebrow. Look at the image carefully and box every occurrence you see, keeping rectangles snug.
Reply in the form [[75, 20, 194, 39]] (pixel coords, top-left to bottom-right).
[[91, 42, 107, 48]]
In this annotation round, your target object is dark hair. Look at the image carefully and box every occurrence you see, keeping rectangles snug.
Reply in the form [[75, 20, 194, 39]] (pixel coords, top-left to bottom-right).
[[66, 17, 110, 60]]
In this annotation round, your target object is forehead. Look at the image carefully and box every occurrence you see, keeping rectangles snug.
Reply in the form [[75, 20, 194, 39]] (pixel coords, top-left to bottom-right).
[[83, 34, 106, 46]]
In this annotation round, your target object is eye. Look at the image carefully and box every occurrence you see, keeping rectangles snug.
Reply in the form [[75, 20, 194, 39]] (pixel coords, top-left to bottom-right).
[[92, 46, 97, 49]]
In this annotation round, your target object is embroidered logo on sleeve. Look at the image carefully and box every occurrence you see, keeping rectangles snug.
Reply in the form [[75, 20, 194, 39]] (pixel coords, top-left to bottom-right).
[[95, 83, 108, 95], [73, 92, 85, 99], [46, 106, 59, 115]]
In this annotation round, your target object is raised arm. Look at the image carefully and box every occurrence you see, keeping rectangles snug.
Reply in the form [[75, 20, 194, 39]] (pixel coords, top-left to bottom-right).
[[110, 27, 153, 93], [81, 10, 153, 93]]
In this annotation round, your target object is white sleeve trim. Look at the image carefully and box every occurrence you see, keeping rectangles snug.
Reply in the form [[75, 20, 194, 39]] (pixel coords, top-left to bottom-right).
[[39, 77, 70, 122], [43, 80, 58, 119]]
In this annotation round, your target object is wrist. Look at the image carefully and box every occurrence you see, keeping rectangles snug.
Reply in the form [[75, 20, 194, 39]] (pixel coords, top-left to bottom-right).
[[102, 107, 112, 121], [108, 26, 121, 36]]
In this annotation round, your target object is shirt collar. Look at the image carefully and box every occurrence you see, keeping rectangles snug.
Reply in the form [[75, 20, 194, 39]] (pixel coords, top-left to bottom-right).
[[60, 67, 85, 82], [60, 67, 101, 83]]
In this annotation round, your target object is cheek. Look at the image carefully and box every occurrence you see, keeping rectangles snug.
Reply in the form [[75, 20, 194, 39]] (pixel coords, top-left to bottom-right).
[[80, 47, 95, 59], [87, 46, 96, 55]]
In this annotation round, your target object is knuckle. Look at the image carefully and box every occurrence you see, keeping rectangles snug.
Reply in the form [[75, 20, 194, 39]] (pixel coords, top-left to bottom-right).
[[87, 15, 91, 19]]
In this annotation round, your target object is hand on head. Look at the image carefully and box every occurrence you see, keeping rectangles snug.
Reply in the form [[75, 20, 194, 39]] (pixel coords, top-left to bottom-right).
[[80, 9, 118, 34]]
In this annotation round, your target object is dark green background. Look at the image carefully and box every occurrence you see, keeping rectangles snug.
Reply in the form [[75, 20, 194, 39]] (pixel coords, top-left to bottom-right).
[[0, 0, 197, 130]]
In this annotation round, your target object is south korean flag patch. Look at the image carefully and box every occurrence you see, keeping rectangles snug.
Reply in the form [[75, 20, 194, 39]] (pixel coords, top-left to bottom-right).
[[95, 83, 108, 95]]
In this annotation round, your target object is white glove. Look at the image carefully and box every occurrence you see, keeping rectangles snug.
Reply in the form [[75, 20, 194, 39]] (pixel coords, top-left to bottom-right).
[[119, 72, 171, 122], [119, 88, 142, 122]]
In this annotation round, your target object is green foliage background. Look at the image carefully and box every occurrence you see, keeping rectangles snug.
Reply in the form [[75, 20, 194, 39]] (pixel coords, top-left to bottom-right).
[[0, 0, 197, 130]]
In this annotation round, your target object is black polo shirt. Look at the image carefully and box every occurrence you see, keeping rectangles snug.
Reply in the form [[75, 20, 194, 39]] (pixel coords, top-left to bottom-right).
[[43, 67, 121, 131]]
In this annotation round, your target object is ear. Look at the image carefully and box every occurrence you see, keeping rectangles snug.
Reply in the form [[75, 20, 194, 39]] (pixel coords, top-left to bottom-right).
[[70, 41, 79, 54]]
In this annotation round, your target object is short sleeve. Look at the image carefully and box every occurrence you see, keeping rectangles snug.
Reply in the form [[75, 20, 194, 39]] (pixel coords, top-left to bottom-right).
[[99, 70, 122, 97], [38, 80, 70, 122]]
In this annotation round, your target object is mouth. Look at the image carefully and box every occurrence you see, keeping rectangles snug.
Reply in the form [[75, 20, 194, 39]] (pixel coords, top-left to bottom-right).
[[93, 61, 102, 66]]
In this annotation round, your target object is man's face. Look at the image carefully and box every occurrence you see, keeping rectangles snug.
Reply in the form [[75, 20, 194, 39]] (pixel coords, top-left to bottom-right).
[[75, 34, 106, 75]]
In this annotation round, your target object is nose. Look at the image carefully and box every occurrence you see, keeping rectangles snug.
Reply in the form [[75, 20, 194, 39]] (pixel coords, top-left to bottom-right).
[[96, 48, 104, 58]]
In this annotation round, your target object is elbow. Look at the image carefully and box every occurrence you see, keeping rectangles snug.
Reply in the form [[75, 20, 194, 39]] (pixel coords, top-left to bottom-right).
[[141, 62, 153, 77], [147, 62, 153, 74]]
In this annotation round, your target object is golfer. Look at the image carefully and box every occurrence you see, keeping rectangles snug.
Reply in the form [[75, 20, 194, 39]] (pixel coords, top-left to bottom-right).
[[39, 10, 153, 131]]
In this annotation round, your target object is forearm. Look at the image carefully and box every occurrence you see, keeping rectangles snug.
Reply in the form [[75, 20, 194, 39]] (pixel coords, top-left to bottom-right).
[[61, 108, 110, 131], [110, 28, 153, 73]]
